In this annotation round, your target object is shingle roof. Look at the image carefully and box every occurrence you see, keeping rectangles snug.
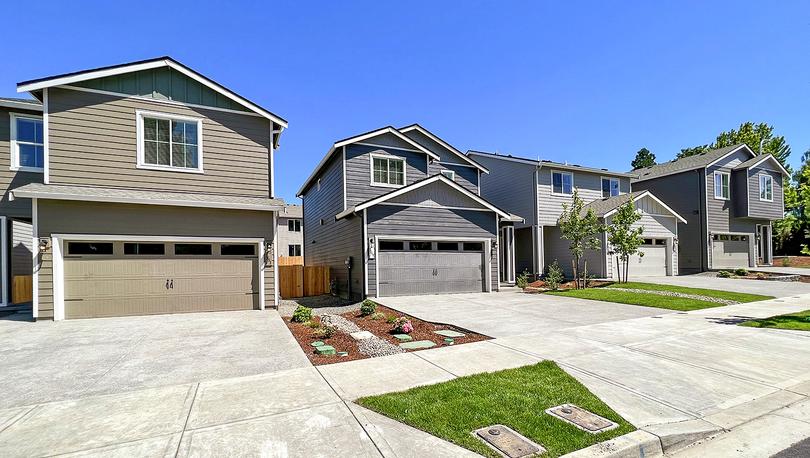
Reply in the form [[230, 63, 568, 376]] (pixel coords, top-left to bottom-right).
[[0, 96, 43, 110], [466, 150, 637, 178], [280, 204, 302, 218], [633, 144, 749, 182], [582, 191, 646, 217], [0, 97, 41, 105]]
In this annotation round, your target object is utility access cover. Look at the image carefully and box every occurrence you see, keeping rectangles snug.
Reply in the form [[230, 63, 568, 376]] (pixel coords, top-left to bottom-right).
[[474, 425, 545, 457], [545, 404, 618, 433]]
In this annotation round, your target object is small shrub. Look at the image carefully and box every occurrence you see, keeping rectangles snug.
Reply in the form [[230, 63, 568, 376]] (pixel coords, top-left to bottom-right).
[[386, 315, 397, 324], [516, 270, 530, 289], [360, 299, 377, 316], [312, 324, 336, 339], [306, 320, 321, 329], [734, 268, 748, 276], [392, 316, 414, 334], [717, 270, 732, 278], [781, 257, 792, 267], [370, 312, 386, 321], [545, 260, 564, 291], [292, 306, 313, 323], [756, 272, 767, 280]]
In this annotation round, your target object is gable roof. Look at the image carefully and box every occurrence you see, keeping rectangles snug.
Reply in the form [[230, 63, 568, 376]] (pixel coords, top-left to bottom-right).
[[280, 204, 302, 218], [633, 144, 754, 182], [16, 56, 287, 127], [398, 124, 489, 173], [466, 150, 637, 178], [582, 190, 687, 224], [0, 97, 42, 111], [733, 153, 789, 176]]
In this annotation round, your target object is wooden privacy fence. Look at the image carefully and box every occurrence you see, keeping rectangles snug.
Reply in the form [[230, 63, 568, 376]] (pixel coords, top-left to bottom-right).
[[279, 265, 330, 299], [278, 256, 304, 266], [12, 275, 33, 304]]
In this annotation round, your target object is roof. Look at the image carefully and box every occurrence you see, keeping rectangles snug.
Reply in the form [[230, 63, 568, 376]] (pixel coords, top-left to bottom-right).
[[733, 154, 790, 176], [633, 144, 753, 182], [16, 56, 287, 127], [582, 190, 687, 224], [0, 97, 42, 111], [398, 124, 489, 173], [280, 204, 302, 218], [10, 183, 285, 212], [466, 150, 637, 178]]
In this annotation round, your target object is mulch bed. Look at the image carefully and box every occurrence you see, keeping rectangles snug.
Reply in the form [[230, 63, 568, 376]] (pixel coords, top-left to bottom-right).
[[524, 279, 612, 292], [285, 316, 365, 366], [774, 256, 810, 268]]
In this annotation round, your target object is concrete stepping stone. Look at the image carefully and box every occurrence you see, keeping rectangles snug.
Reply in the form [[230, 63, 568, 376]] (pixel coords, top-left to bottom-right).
[[443, 338, 455, 345], [311, 341, 325, 347], [393, 333, 413, 342], [337, 351, 349, 357], [350, 331, 374, 341], [315, 345, 336, 355], [399, 340, 436, 350], [435, 329, 466, 338]]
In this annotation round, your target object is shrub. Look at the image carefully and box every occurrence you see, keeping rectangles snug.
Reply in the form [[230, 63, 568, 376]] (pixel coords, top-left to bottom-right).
[[756, 272, 767, 280], [386, 315, 397, 324], [292, 306, 313, 323], [545, 261, 564, 291], [306, 320, 321, 329], [734, 268, 748, 276], [370, 312, 386, 321], [392, 316, 414, 334], [781, 257, 792, 267], [360, 299, 377, 316], [312, 324, 336, 339], [516, 270, 530, 289], [717, 270, 732, 278]]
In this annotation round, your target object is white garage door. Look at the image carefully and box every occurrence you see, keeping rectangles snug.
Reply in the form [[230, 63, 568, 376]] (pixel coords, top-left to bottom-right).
[[377, 240, 485, 296], [624, 238, 668, 278], [712, 234, 750, 269]]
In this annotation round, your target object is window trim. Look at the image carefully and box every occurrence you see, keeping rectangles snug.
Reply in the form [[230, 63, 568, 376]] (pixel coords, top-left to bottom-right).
[[714, 171, 730, 200], [551, 170, 574, 196], [136, 110, 204, 174], [759, 173, 773, 202], [601, 176, 620, 198], [287, 219, 301, 232], [287, 244, 302, 256], [9, 112, 45, 173], [440, 170, 455, 181], [369, 152, 406, 188]]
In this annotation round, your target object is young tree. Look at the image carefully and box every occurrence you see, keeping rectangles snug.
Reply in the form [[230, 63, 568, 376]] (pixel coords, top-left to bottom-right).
[[631, 148, 656, 170], [606, 200, 645, 283], [558, 189, 603, 289]]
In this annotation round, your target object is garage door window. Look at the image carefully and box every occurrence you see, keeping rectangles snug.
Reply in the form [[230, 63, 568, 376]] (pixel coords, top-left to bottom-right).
[[437, 242, 459, 251], [463, 242, 484, 251], [221, 244, 256, 256], [68, 242, 114, 255], [124, 243, 165, 255], [174, 244, 213, 255], [379, 241, 404, 251], [409, 241, 432, 251]]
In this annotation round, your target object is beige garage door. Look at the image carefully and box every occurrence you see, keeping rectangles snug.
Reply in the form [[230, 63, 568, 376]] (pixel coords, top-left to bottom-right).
[[711, 234, 750, 269], [626, 239, 668, 278], [64, 241, 259, 319]]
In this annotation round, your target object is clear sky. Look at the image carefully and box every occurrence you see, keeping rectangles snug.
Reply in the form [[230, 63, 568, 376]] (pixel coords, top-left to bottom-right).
[[2, 1, 807, 204]]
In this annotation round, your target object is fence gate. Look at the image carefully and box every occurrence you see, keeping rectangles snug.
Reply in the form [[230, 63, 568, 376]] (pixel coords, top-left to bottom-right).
[[279, 265, 330, 299]]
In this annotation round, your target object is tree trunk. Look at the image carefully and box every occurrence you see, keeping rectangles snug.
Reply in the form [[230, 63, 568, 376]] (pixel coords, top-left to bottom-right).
[[571, 259, 578, 289], [583, 260, 588, 289], [624, 255, 629, 284], [615, 256, 621, 282]]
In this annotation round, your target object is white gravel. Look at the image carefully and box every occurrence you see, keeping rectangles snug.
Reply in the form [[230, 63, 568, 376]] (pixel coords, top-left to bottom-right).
[[607, 287, 738, 305], [321, 314, 404, 357]]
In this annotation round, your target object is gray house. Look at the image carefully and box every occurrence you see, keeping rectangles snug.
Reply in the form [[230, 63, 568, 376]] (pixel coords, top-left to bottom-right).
[[469, 151, 686, 279], [278, 204, 303, 258], [633, 144, 788, 272], [298, 125, 520, 300]]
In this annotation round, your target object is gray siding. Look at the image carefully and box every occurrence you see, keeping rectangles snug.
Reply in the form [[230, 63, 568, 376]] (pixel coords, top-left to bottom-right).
[[278, 216, 303, 257], [344, 142, 429, 207], [538, 169, 631, 225], [543, 225, 605, 278], [47, 87, 273, 197], [514, 227, 533, 274], [705, 149, 754, 233], [388, 180, 483, 208], [428, 161, 479, 194], [747, 166, 784, 220], [474, 156, 537, 228], [402, 129, 479, 193], [0, 107, 43, 219], [731, 169, 748, 217]]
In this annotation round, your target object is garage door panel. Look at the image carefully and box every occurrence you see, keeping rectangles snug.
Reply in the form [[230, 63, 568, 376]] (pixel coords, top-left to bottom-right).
[[66, 293, 257, 319], [378, 248, 484, 297], [712, 237, 750, 269], [627, 246, 667, 277]]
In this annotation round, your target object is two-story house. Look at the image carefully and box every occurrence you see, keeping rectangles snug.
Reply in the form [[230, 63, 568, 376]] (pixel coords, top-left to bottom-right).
[[633, 144, 788, 272], [278, 204, 303, 259], [7, 57, 288, 320], [298, 124, 521, 300], [469, 151, 686, 280]]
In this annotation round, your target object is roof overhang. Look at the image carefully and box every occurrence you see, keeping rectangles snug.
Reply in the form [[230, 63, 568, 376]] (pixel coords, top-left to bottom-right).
[[0, 99, 42, 111], [602, 190, 688, 224], [17, 57, 287, 128], [399, 124, 489, 173], [735, 154, 790, 176], [466, 150, 636, 178]]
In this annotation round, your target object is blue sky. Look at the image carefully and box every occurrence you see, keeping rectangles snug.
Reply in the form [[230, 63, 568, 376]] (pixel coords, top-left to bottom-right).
[[2, 1, 807, 203]]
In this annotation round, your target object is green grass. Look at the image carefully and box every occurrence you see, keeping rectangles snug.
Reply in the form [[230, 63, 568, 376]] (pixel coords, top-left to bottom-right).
[[606, 282, 772, 303], [740, 309, 810, 331], [357, 361, 634, 458]]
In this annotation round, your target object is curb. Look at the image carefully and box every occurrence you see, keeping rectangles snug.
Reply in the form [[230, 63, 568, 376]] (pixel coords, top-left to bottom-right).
[[560, 430, 662, 458]]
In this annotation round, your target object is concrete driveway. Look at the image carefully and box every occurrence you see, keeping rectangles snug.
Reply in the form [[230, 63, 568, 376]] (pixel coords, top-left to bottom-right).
[[644, 272, 810, 296]]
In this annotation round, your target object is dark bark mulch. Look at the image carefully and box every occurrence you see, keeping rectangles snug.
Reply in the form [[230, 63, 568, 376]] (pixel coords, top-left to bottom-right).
[[285, 316, 365, 366]]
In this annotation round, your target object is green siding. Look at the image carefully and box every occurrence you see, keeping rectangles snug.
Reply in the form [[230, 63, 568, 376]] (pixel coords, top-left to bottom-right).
[[74, 68, 251, 112]]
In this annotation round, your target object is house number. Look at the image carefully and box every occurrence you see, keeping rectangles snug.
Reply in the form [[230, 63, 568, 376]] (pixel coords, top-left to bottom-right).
[[165, 279, 174, 289]]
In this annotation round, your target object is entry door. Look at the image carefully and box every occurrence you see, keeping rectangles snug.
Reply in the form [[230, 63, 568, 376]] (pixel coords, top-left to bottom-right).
[[499, 226, 515, 283]]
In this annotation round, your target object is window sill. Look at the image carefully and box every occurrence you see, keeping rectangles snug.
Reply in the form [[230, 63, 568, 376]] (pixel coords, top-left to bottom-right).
[[759, 198, 774, 202], [136, 164, 205, 175], [714, 196, 730, 201], [370, 182, 405, 189], [10, 166, 44, 173], [550, 192, 574, 197]]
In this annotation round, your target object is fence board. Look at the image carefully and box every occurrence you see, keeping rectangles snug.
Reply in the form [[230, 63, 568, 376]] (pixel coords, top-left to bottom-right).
[[12, 275, 33, 304], [279, 265, 329, 299], [278, 256, 303, 266]]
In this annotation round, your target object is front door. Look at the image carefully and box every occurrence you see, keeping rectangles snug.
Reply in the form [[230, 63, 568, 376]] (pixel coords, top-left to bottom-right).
[[499, 226, 515, 283], [756, 225, 770, 266]]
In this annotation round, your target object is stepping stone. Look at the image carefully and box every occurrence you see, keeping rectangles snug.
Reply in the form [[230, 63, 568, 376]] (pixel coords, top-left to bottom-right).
[[315, 345, 336, 355], [311, 341, 325, 347], [399, 340, 436, 350], [475, 424, 545, 457], [393, 334, 413, 342], [545, 404, 618, 433], [350, 331, 374, 340], [443, 338, 455, 345], [435, 329, 466, 338], [337, 351, 349, 357]]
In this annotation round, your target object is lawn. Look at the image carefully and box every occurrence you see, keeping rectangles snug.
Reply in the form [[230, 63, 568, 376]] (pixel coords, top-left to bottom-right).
[[740, 309, 810, 331], [357, 361, 634, 457], [546, 282, 772, 311]]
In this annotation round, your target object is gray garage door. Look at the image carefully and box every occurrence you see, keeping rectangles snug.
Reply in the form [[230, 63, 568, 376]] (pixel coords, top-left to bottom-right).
[[377, 240, 485, 296], [625, 238, 668, 278], [711, 234, 750, 269], [63, 241, 259, 319]]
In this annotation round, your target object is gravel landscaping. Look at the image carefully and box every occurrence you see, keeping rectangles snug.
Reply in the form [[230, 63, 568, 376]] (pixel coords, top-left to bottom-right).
[[606, 287, 738, 305], [278, 295, 360, 317], [321, 314, 404, 357]]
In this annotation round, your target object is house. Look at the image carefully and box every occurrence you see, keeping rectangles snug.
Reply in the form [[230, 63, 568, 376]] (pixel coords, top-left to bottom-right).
[[297, 124, 521, 300], [278, 204, 303, 258], [6, 57, 288, 320], [468, 151, 686, 279], [632, 144, 788, 272]]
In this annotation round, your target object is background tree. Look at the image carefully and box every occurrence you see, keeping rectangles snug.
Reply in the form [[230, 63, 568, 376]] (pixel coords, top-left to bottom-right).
[[558, 189, 603, 289], [677, 122, 791, 170], [631, 148, 656, 170], [605, 201, 644, 283]]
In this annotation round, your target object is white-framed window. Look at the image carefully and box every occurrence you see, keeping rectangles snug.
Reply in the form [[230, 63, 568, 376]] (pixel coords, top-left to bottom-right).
[[288, 244, 302, 256], [759, 174, 773, 201], [714, 171, 730, 200], [440, 170, 455, 181], [288, 219, 301, 232], [370, 154, 405, 187], [551, 171, 573, 195], [601, 177, 620, 198], [136, 110, 203, 173], [10, 113, 44, 172]]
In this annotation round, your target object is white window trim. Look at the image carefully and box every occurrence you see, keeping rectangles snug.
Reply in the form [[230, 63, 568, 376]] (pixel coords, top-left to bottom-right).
[[136, 110, 204, 174], [9, 112, 45, 173], [601, 176, 620, 198], [714, 171, 730, 200], [440, 169, 456, 181], [369, 152, 406, 188], [551, 170, 574, 196], [759, 174, 773, 202], [288, 244, 302, 256], [287, 219, 301, 232]]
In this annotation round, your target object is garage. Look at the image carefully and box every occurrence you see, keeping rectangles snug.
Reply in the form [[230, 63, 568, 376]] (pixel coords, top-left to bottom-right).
[[711, 234, 751, 269], [62, 240, 260, 319], [625, 238, 669, 277], [377, 240, 486, 296]]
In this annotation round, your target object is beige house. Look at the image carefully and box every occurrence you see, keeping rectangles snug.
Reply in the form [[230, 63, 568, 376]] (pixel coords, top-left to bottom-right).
[[278, 204, 303, 259], [7, 57, 287, 320]]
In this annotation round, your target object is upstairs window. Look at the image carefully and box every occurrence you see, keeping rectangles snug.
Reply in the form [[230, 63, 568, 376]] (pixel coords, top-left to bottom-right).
[[601, 177, 620, 198], [288, 219, 301, 232], [288, 244, 302, 256], [552, 171, 573, 195], [10, 114, 44, 172], [371, 155, 405, 186], [759, 174, 773, 201], [714, 171, 730, 200], [137, 111, 202, 173], [440, 170, 455, 181]]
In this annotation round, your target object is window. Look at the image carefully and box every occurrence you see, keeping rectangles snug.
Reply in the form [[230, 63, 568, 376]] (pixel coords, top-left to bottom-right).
[[124, 243, 165, 255], [137, 111, 202, 172], [760, 174, 773, 201], [222, 244, 256, 256], [174, 243, 212, 255], [10, 114, 44, 171], [409, 241, 432, 251], [437, 242, 459, 251], [440, 170, 455, 181], [371, 155, 405, 186], [379, 241, 404, 251], [601, 178, 620, 198], [714, 171, 730, 200], [288, 219, 301, 232], [463, 242, 484, 251], [552, 171, 573, 195], [68, 242, 113, 255], [287, 244, 302, 256]]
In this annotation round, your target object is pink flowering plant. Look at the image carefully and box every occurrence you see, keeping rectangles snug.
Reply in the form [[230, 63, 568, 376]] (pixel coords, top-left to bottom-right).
[[392, 316, 414, 334]]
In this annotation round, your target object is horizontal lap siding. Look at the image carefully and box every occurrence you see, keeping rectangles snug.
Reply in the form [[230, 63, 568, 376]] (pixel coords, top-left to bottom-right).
[[747, 167, 784, 220], [47, 87, 272, 196], [474, 156, 537, 228], [345, 142, 428, 207], [706, 150, 753, 233], [428, 162, 479, 194], [0, 107, 42, 219], [388, 181, 484, 208], [544, 225, 605, 278], [538, 170, 629, 225]]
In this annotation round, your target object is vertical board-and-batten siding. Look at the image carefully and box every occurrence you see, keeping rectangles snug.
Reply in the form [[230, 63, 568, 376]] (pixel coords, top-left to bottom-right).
[[344, 140, 429, 207], [0, 107, 42, 219], [537, 169, 631, 225], [47, 87, 273, 196], [473, 155, 537, 228]]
